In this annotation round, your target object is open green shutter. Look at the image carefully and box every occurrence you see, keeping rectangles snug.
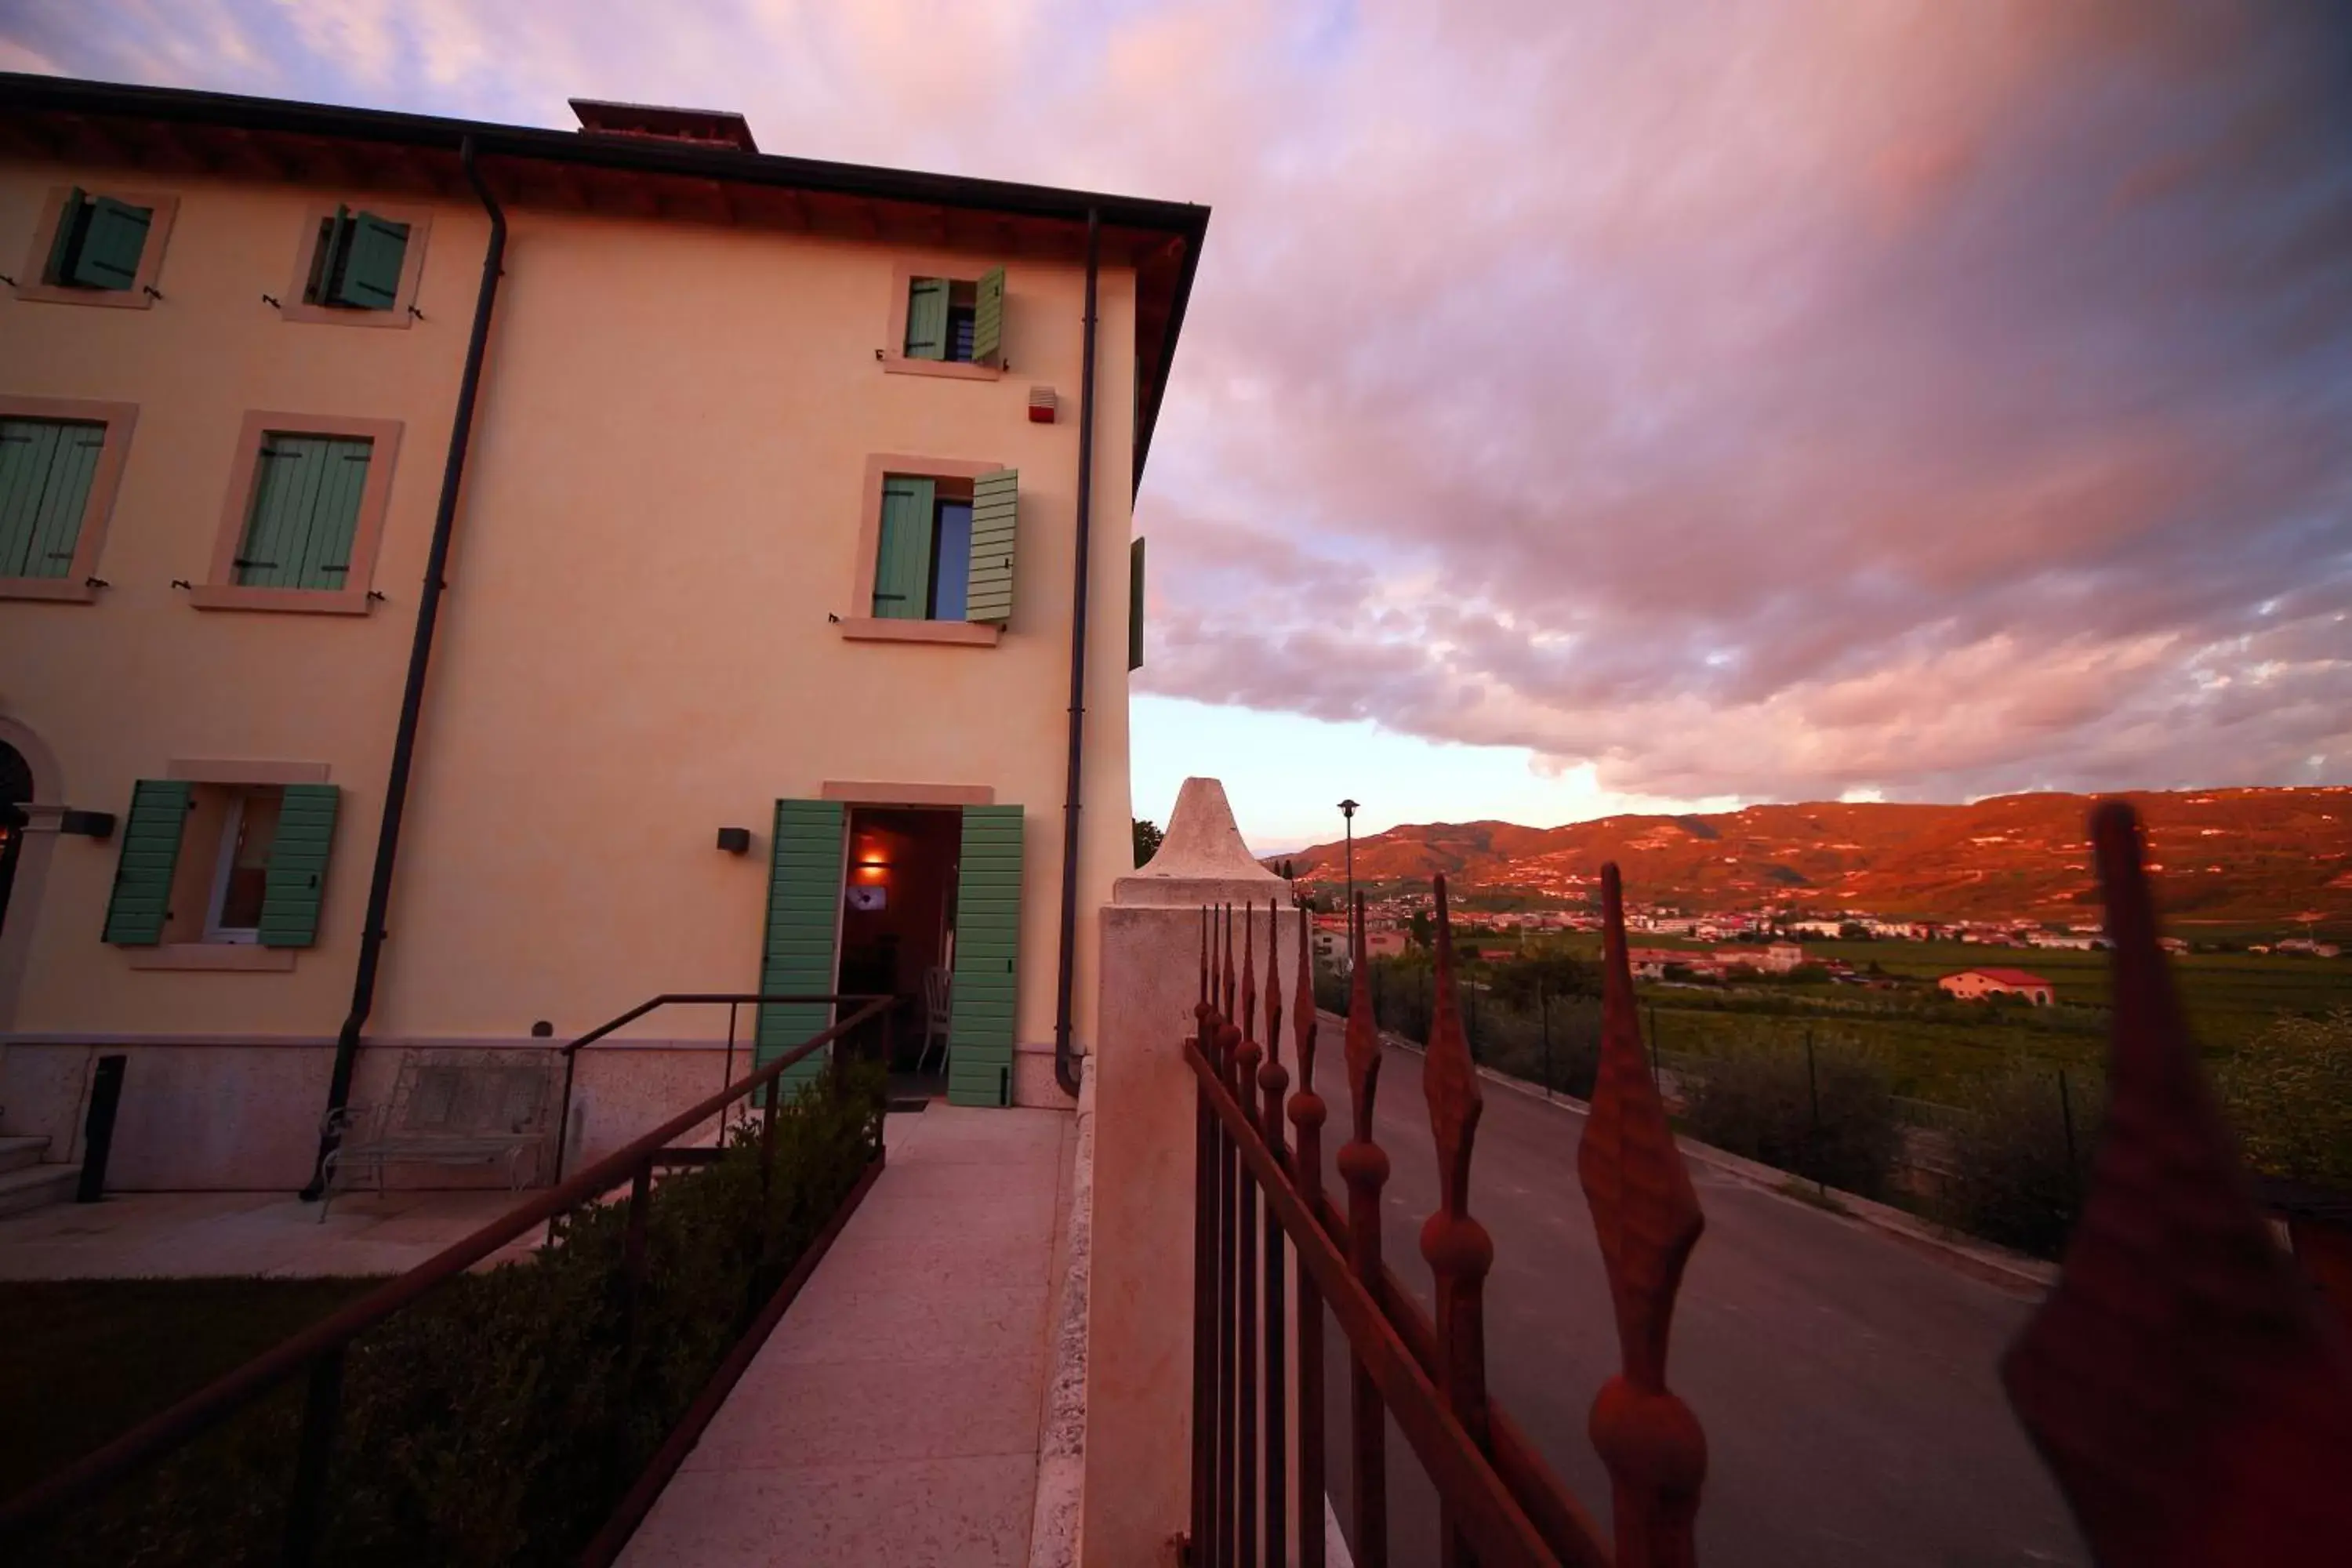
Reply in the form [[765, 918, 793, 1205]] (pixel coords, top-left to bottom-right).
[[966, 469, 1017, 626], [905, 277, 949, 360], [258, 784, 339, 948], [873, 476, 936, 619], [972, 266, 1007, 365], [758, 799, 845, 1092], [67, 197, 151, 291], [331, 211, 409, 310], [1128, 536, 1145, 670], [0, 419, 99, 580], [948, 805, 1022, 1107], [103, 780, 191, 946]]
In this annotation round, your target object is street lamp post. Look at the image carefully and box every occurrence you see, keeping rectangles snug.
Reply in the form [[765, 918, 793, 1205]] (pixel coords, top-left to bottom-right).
[[1338, 798, 1359, 927]]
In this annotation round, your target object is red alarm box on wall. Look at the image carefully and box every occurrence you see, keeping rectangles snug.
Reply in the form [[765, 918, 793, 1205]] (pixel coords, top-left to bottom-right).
[[1028, 386, 1057, 423]]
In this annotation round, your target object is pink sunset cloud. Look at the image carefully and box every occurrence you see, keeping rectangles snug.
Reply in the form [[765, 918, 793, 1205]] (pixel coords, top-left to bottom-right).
[[10, 0, 2347, 805]]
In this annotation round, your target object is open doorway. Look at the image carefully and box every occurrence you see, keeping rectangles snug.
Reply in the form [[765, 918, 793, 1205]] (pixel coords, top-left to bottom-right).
[[837, 807, 963, 1102]]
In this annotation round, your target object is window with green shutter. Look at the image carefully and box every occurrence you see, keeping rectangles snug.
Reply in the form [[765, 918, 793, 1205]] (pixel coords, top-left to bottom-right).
[[758, 799, 848, 1094], [905, 274, 998, 365], [873, 477, 936, 619], [102, 780, 191, 946], [305, 206, 410, 311], [971, 267, 1007, 366], [259, 784, 339, 947], [0, 419, 104, 581], [235, 434, 372, 590], [947, 805, 1022, 1107], [45, 188, 154, 292], [872, 470, 1015, 627], [966, 469, 1017, 625], [101, 779, 343, 952]]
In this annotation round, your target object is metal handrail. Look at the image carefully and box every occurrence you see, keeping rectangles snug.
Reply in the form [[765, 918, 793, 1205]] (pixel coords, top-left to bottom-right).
[[550, 992, 891, 1182], [0, 996, 891, 1548]]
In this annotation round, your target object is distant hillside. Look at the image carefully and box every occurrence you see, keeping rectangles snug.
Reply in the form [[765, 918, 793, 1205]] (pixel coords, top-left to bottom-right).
[[1271, 787, 2352, 926]]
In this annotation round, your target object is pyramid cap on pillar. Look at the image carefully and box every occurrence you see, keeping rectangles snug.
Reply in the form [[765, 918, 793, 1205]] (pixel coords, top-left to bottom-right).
[[1113, 777, 1294, 909]]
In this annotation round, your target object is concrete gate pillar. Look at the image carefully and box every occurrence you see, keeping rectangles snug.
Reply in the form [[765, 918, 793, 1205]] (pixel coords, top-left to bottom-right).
[[1081, 777, 1298, 1568]]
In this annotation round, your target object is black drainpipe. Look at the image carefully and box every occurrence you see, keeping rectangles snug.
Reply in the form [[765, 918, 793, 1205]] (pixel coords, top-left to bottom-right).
[[303, 137, 507, 1197], [1049, 207, 1101, 1102]]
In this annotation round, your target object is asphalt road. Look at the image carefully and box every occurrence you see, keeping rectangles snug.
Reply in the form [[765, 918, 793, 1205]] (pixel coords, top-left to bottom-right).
[[1319, 1040, 2086, 1566]]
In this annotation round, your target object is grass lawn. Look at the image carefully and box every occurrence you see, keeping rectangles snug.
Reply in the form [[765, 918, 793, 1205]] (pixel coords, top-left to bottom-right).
[[0, 1276, 384, 1503]]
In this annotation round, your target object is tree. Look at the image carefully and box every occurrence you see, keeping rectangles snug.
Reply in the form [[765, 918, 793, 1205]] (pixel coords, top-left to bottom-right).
[[1408, 909, 1433, 949], [1132, 818, 1164, 869]]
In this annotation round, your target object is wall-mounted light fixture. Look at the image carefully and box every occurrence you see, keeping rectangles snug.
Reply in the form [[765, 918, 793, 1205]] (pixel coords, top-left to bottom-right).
[[716, 826, 751, 855], [19, 804, 116, 840]]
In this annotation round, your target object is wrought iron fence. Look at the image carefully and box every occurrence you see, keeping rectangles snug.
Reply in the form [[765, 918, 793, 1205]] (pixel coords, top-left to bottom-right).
[[1191, 802, 2352, 1565], [0, 994, 892, 1566]]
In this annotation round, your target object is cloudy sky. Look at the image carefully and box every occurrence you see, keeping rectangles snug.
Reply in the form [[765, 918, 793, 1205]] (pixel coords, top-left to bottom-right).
[[9, 2, 2348, 848]]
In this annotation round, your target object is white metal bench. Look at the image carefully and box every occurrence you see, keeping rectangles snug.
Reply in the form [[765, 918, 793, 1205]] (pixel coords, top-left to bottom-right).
[[318, 1050, 556, 1221]]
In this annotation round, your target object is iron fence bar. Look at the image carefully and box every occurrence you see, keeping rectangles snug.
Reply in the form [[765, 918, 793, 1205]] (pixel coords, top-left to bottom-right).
[[279, 1346, 344, 1568], [1259, 900, 1289, 1568], [1236, 907, 1263, 1568], [1340, 895, 1391, 1566], [551, 991, 884, 1180], [1289, 908, 1329, 1568], [1185, 1037, 1555, 1568], [0, 996, 891, 1541], [1305, 1187, 1613, 1568], [1218, 905, 1240, 1568]]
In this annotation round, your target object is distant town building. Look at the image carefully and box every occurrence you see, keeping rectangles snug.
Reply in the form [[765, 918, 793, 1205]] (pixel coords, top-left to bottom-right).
[[1939, 968, 2056, 1006]]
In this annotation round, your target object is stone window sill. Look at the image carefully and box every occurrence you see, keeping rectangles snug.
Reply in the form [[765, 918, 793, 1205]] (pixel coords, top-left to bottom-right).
[[0, 578, 96, 603], [189, 585, 373, 616], [879, 355, 1002, 383], [128, 944, 298, 971], [837, 617, 1000, 647]]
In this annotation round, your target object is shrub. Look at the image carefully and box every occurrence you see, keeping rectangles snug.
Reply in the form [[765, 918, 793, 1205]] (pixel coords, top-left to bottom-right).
[[2216, 1007, 2352, 1186], [1935, 1063, 2097, 1261], [27, 1065, 884, 1567], [1680, 1041, 1902, 1200]]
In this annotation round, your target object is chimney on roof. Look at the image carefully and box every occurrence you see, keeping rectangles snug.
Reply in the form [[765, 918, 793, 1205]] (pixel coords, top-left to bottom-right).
[[569, 99, 758, 154]]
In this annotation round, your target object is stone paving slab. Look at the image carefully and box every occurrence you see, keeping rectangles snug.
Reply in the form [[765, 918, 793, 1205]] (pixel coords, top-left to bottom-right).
[[622, 1103, 1076, 1568]]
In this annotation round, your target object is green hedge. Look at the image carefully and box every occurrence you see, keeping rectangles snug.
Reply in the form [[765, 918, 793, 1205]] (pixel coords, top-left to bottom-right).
[[24, 1065, 884, 1568]]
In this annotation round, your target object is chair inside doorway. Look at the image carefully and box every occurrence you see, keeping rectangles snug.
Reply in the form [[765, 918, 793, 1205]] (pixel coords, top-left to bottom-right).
[[837, 806, 964, 1102]]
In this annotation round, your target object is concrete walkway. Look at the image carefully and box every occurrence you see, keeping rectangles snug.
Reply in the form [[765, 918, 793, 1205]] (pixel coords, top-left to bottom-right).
[[622, 1102, 1076, 1568]]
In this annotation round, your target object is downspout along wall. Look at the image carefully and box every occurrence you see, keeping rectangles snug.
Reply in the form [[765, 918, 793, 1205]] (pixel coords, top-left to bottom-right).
[[303, 139, 507, 1196], [1050, 208, 1102, 1102]]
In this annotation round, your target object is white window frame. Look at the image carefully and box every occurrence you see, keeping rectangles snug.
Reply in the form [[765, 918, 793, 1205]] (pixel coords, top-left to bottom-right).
[[202, 793, 260, 944]]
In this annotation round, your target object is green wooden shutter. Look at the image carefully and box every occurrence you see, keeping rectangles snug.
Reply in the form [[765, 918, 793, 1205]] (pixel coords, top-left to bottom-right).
[[103, 780, 191, 946], [905, 277, 949, 360], [873, 476, 935, 619], [971, 266, 1007, 366], [0, 419, 101, 580], [237, 434, 371, 590], [258, 784, 339, 948], [1128, 536, 1145, 670], [966, 469, 1017, 626], [330, 211, 409, 310], [758, 799, 846, 1092], [67, 196, 151, 291], [948, 805, 1022, 1107]]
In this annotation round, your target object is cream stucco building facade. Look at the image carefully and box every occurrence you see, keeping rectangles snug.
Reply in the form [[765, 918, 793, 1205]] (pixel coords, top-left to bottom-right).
[[0, 77, 1206, 1189]]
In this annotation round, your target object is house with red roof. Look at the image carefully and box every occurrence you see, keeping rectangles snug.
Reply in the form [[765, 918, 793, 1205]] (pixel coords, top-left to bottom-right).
[[1938, 967, 2056, 1006]]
